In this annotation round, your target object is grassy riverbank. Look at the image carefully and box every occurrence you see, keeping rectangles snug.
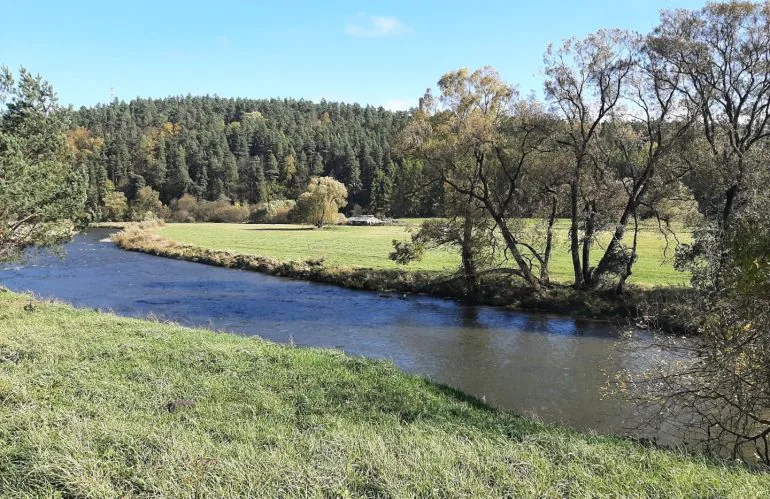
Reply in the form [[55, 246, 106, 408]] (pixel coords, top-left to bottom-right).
[[0, 291, 766, 497], [159, 220, 691, 287]]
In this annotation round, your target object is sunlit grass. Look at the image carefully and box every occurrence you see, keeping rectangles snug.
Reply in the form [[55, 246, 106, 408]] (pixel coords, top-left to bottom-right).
[[0, 292, 762, 497], [159, 219, 691, 287]]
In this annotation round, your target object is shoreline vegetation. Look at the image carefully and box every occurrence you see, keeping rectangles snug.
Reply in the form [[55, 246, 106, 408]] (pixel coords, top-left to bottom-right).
[[111, 223, 696, 334], [0, 290, 766, 496]]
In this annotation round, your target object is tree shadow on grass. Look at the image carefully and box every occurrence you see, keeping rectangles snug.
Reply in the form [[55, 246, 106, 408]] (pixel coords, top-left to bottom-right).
[[245, 227, 317, 232]]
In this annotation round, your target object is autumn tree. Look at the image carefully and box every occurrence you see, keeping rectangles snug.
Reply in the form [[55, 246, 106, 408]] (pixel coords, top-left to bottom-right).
[[650, 1, 770, 289], [289, 177, 348, 228], [401, 68, 556, 290], [102, 182, 129, 221], [129, 186, 167, 221]]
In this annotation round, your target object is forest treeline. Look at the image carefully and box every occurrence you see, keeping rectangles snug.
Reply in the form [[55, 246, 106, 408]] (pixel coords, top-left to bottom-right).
[[71, 97, 445, 219]]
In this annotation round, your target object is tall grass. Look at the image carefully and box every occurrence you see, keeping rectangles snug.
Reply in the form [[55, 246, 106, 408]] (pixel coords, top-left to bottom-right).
[[0, 292, 766, 497]]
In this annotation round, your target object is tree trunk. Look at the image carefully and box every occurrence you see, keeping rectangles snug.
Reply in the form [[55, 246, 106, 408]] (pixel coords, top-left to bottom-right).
[[540, 195, 558, 284], [491, 212, 541, 291], [616, 209, 639, 295], [593, 166, 653, 283], [581, 200, 596, 286], [461, 214, 479, 300], [569, 179, 583, 288]]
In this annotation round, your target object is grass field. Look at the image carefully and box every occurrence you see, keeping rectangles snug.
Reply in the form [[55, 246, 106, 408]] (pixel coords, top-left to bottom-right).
[[0, 291, 765, 497], [159, 220, 691, 287]]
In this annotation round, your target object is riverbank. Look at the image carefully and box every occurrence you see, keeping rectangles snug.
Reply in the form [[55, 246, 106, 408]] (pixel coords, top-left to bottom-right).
[[114, 226, 696, 333], [0, 291, 765, 496]]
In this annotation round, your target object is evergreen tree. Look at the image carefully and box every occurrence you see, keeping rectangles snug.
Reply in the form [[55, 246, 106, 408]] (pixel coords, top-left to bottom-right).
[[370, 163, 394, 216], [165, 146, 191, 201], [265, 153, 279, 182], [341, 142, 362, 194], [72, 95, 414, 212]]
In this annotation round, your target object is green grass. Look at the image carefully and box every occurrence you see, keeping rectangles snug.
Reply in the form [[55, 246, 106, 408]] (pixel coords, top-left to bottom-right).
[[0, 291, 765, 497], [159, 219, 691, 287]]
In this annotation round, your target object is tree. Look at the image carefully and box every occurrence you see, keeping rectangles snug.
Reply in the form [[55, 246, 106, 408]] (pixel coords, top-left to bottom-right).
[[0, 66, 87, 261], [341, 142, 362, 194], [129, 186, 167, 221], [544, 29, 635, 288], [401, 68, 556, 291], [650, 1, 770, 289], [586, 37, 698, 291], [289, 177, 348, 228], [391, 202, 496, 299], [280, 153, 297, 184], [241, 156, 266, 203], [101, 181, 128, 221], [623, 210, 770, 464], [370, 163, 394, 215], [164, 146, 191, 201]]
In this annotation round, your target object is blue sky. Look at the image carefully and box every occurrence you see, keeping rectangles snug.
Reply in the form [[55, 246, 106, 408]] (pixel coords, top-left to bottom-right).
[[1, 0, 707, 109]]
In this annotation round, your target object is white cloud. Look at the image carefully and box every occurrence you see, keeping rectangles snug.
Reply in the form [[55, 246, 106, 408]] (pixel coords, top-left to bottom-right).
[[345, 15, 413, 38], [381, 99, 414, 111]]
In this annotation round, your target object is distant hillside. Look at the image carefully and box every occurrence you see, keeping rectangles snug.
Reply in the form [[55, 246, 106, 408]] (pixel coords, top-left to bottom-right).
[[72, 96, 439, 217]]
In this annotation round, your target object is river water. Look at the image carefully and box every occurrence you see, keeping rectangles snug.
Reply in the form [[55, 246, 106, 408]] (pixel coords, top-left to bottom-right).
[[1, 229, 659, 439]]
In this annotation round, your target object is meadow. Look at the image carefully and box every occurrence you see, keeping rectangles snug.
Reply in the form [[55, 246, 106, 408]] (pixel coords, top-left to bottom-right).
[[0, 291, 764, 497], [159, 219, 691, 288]]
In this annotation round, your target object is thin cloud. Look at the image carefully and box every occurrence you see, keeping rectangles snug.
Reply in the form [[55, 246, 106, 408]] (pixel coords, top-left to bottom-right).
[[345, 15, 413, 38]]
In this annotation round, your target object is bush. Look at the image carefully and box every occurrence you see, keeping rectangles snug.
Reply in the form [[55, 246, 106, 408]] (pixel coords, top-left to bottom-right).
[[129, 187, 169, 221], [169, 194, 198, 222], [208, 202, 249, 223], [169, 195, 250, 223], [250, 200, 296, 224]]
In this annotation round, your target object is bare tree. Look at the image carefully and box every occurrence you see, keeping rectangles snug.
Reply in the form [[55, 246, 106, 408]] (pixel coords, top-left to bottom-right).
[[591, 39, 698, 291], [544, 30, 636, 288], [620, 214, 770, 464]]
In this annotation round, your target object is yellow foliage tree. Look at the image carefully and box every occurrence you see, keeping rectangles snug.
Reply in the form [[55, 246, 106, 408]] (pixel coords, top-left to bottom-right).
[[290, 177, 347, 228]]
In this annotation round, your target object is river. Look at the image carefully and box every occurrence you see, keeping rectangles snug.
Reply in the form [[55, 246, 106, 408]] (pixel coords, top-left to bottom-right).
[[1, 229, 660, 440]]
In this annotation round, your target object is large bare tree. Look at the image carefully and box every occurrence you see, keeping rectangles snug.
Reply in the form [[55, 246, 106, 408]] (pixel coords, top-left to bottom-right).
[[544, 30, 636, 288]]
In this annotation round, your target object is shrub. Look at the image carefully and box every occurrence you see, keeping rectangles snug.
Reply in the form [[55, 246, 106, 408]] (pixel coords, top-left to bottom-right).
[[250, 200, 296, 224], [169, 194, 198, 222], [129, 187, 169, 221], [169, 195, 250, 223], [208, 202, 249, 223]]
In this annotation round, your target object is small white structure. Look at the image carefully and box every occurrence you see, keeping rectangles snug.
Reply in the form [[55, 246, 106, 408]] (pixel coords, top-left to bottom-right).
[[347, 215, 383, 226]]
